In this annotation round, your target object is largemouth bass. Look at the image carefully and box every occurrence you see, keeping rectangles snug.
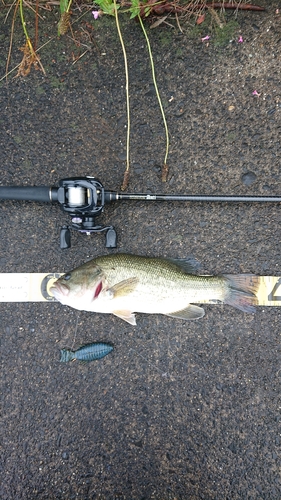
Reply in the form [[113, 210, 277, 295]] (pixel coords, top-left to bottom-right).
[[51, 253, 259, 325]]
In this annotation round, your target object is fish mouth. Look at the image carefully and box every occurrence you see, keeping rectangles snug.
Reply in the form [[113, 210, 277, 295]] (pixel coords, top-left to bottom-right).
[[50, 280, 103, 302], [50, 282, 69, 300]]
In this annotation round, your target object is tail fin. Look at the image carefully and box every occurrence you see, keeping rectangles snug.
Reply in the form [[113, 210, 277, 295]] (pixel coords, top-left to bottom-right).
[[60, 349, 74, 362], [223, 274, 260, 313]]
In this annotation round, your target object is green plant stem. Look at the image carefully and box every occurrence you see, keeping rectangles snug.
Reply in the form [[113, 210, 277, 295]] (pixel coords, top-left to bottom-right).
[[19, 0, 35, 54], [138, 13, 169, 167], [113, 0, 130, 187], [66, 0, 72, 13]]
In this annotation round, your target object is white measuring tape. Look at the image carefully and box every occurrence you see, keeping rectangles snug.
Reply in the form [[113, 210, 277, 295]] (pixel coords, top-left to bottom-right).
[[0, 273, 61, 302], [0, 273, 280, 306]]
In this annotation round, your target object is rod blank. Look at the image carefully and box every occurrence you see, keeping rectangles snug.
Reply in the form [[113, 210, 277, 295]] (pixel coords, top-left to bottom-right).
[[114, 193, 281, 203]]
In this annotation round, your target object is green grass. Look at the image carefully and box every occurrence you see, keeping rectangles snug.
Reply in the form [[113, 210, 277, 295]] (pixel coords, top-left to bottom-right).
[[213, 19, 239, 47]]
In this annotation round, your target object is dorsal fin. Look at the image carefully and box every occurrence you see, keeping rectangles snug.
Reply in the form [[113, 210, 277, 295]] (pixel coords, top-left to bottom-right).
[[164, 257, 201, 275]]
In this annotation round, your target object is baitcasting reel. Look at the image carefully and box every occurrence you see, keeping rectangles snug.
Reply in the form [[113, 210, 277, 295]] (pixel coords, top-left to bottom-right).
[[53, 177, 117, 249]]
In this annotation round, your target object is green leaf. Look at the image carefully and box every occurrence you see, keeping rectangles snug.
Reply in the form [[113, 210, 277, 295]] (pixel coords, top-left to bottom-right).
[[60, 0, 69, 14], [129, 0, 140, 18], [129, 7, 140, 18], [144, 5, 151, 16], [94, 0, 119, 16]]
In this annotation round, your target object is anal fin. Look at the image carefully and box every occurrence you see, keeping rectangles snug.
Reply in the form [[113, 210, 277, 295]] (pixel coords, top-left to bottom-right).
[[166, 304, 205, 320], [113, 310, 137, 325]]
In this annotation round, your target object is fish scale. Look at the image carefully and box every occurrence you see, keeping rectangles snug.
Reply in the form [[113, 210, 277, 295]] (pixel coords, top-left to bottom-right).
[[94, 254, 227, 300]]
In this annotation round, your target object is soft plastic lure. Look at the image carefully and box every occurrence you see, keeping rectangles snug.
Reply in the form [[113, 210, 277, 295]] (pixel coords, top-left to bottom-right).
[[60, 342, 113, 362]]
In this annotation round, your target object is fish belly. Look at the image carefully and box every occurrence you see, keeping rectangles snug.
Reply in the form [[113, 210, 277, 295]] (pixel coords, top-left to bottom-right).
[[88, 279, 226, 315]]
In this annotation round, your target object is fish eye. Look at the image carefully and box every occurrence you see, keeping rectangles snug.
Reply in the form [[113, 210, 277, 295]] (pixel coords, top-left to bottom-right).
[[63, 273, 71, 281]]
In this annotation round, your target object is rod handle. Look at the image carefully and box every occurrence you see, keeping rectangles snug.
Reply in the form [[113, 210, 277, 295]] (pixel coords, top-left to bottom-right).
[[0, 186, 58, 202]]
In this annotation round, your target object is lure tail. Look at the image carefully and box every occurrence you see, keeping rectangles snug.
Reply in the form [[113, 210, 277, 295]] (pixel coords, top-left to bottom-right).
[[60, 348, 75, 362]]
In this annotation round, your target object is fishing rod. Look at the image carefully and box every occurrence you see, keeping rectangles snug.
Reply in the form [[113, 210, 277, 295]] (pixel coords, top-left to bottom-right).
[[0, 175, 280, 249]]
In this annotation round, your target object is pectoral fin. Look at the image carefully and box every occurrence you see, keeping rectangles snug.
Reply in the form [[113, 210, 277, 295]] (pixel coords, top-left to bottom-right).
[[166, 304, 205, 320], [107, 277, 138, 299], [113, 310, 137, 325]]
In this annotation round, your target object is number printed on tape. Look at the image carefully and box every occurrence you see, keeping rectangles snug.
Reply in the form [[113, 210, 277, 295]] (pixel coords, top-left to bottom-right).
[[259, 276, 281, 306]]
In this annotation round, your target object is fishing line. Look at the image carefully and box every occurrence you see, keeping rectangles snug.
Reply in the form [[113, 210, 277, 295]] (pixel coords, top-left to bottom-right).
[[71, 311, 80, 351], [128, 347, 170, 378]]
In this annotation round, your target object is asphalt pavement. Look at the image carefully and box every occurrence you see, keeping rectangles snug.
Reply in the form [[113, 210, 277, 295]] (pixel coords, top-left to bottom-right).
[[1, 3, 281, 498]]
